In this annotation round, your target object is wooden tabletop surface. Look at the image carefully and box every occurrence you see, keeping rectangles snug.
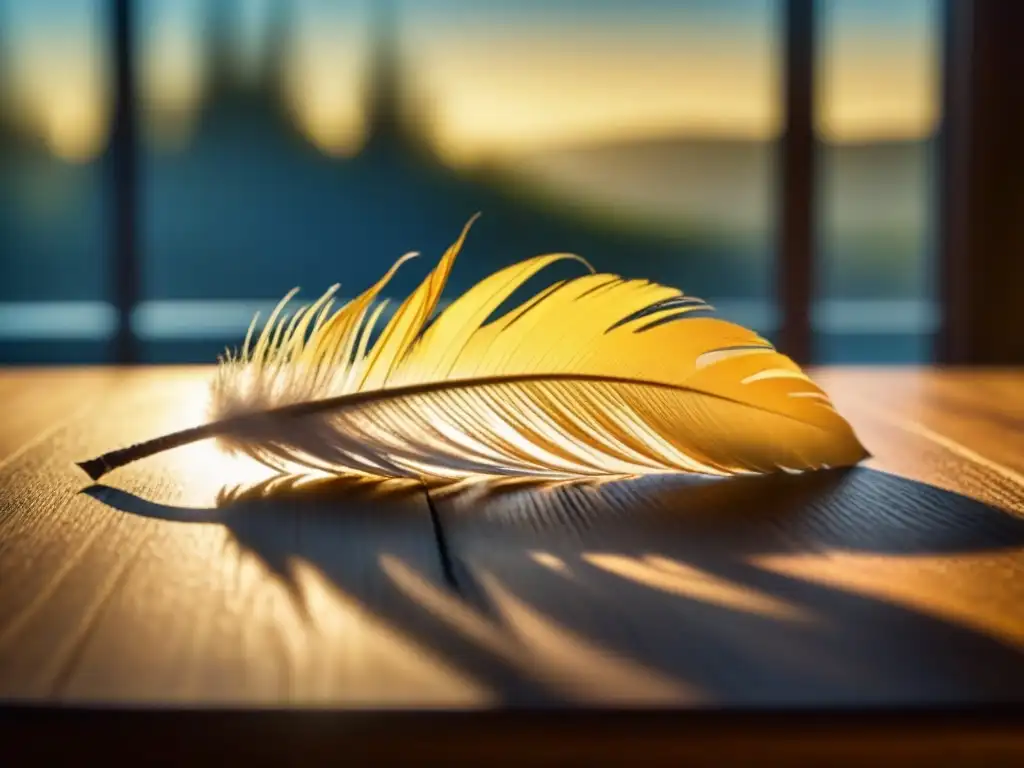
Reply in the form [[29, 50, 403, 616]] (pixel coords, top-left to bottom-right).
[[2, 366, 1023, 761]]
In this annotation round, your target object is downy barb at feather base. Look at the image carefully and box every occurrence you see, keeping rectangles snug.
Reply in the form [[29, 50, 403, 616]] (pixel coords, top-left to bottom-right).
[[78, 215, 868, 482]]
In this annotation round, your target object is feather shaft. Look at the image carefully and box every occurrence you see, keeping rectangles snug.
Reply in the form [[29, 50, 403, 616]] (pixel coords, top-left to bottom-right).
[[77, 371, 867, 480]]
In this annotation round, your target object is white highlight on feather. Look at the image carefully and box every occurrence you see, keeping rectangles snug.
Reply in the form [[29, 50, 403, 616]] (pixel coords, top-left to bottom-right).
[[696, 346, 773, 369], [742, 368, 809, 385], [788, 391, 831, 401]]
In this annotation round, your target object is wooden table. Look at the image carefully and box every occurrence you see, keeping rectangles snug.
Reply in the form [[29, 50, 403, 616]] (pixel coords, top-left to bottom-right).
[[2, 367, 1023, 763]]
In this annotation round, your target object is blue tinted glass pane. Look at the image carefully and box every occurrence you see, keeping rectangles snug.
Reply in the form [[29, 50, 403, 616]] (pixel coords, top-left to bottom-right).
[[0, 0, 113, 362], [815, 0, 940, 363], [137, 0, 779, 361]]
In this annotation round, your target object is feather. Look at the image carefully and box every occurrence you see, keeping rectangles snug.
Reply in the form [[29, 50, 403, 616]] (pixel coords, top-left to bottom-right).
[[77, 215, 868, 482]]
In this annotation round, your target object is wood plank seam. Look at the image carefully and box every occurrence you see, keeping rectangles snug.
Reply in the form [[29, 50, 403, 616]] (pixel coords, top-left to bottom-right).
[[422, 488, 511, 625], [421, 483, 458, 592]]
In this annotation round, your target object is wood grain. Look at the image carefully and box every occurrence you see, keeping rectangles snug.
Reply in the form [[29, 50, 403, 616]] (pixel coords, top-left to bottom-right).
[[0, 367, 482, 705], [0, 368, 117, 469], [433, 367, 1024, 706], [815, 368, 1024, 485], [1, 367, 1023, 760]]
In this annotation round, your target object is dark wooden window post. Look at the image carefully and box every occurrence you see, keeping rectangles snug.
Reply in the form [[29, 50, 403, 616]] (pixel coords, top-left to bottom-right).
[[778, 0, 815, 363], [938, 0, 1024, 364], [110, 0, 139, 363]]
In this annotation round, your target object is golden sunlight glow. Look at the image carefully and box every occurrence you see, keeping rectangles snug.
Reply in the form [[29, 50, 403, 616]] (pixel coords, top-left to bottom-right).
[[412, 22, 938, 166], [287, 558, 491, 705], [477, 568, 698, 703], [287, 88, 366, 158], [584, 554, 811, 621], [818, 38, 938, 142], [3, 5, 110, 163], [41, 90, 108, 163], [4, 4, 939, 163], [407, 35, 779, 167], [529, 551, 571, 574], [140, 28, 207, 148], [13, 52, 110, 163], [381, 555, 696, 703], [281, 13, 368, 157], [381, 554, 527, 657], [756, 550, 1024, 649], [159, 376, 279, 504]]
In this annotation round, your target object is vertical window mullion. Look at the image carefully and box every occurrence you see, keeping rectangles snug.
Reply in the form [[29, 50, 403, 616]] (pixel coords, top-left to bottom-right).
[[110, 0, 140, 363], [778, 0, 816, 363]]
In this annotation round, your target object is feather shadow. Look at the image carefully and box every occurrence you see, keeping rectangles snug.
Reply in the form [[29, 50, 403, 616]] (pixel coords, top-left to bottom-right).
[[436, 467, 1024, 556], [83, 468, 1024, 705]]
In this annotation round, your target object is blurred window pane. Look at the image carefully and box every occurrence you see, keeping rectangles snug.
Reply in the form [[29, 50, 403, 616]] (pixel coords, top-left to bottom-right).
[[815, 0, 940, 362], [1, 0, 940, 365], [0, 0, 113, 362], [136, 0, 779, 361]]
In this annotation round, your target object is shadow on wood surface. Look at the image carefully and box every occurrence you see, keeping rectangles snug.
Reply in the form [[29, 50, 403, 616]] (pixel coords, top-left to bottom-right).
[[85, 467, 1024, 706]]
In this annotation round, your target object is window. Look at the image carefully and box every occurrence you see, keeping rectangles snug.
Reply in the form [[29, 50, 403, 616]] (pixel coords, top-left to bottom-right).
[[134, 0, 779, 362], [0, 0, 943, 365], [815, 0, 940, 362], [0, 0, 114, 362], [135, 0, 375, 361]]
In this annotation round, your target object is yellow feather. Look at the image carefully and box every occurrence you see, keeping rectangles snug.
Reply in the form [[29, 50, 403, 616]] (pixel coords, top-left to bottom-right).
[[77, 216, 868, 482]]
